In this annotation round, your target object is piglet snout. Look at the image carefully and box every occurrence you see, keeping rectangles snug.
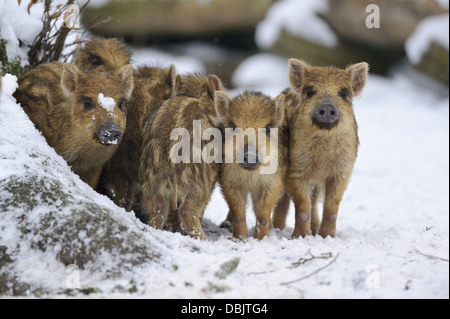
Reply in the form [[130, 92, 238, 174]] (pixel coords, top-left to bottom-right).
[[315, 103, 339, 124], [99, 122, 122, 145]]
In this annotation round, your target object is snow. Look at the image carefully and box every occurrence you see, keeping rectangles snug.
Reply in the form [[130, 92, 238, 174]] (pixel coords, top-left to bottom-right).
[[97, 93, 115, 113], [255, 0, 338, 50], [132, 47, 206, 75], [231, 53, 289, 96], [1, 0, 449, 299], [406, 14, 450, 64], [0, 0, 44, 63], [0, 0, 85, 67]]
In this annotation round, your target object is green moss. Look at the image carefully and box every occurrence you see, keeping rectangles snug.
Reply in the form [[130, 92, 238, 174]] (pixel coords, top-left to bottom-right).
[[1, 175, 70, 212], [214, 257, 240, 279], [206, 281, 231, 293], [0, 39, 29, 78], [0, 170, 161, 296]]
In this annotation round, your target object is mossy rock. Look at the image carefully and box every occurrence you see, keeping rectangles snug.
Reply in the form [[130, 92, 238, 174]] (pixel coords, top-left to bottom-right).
[[268, 29, 404, 75], [412, 41, 449, 85], [0, 173, 160, 296], [83, 0, 273, 42]]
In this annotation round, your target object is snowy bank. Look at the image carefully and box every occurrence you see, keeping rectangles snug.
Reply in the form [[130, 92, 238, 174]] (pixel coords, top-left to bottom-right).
[[255, 0, 337, 50], [405, 13, 449, 85], [406, 14, 449, 65]]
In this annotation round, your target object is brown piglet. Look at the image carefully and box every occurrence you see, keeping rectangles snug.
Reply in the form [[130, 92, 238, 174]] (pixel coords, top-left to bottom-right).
[[14, 62, 134, 188], [139, 74, 224, 239], [274, 58, 369, 238], [73, 37, 132, 73], [99, 65, 177, 212], [215, 91, 289, 240]]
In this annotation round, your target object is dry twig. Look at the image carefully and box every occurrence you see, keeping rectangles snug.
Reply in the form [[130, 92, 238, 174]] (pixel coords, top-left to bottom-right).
[[290, 249, 333, 268], [281, 252, 340, 286]]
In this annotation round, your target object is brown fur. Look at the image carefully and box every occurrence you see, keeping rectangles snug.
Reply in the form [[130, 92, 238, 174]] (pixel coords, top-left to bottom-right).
[[139, 74, 224, 239], [215, 91, 289, 239], [73, 37, 132, 73], [13, 61, 134, 188], [99, 65, 177, 211], [274, 58, 369, 238]]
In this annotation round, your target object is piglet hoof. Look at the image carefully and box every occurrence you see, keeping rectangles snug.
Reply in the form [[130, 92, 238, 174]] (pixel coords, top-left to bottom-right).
[[291, 228, 312, 239], [272, 220, 286, 230], [254, 228, 269, 241], [188, 231, 207, 241], [233, 229, 249, 239], [318, 226, 336, 238]]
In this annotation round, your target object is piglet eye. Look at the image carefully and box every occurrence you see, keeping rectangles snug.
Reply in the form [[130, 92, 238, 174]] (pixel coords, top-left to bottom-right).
[[83, 100, 95, 110], [303, 86, 316, 99], [339, 88, 350, 100], [118, 98, 127, 111], [91, 55, 103, 67]]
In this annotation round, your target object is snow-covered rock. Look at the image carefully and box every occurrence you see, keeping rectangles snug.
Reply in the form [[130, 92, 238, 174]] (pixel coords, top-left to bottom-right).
[[256, 0, 449, 75], [406, 14, 449, 85], [0, 0, 44, 63], [255, 0, 337, 50], [0, 74, 164, 296]]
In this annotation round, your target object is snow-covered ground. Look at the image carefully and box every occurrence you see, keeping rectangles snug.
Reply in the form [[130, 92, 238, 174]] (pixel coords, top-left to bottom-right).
[[1, 0, 449, 299]]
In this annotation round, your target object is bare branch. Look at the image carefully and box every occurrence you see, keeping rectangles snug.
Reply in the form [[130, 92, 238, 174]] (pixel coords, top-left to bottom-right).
[[290, 249, 333, 268], [280, 252, 340, 286], [412, 247, 449, 262], [27, 0, 85, 68]]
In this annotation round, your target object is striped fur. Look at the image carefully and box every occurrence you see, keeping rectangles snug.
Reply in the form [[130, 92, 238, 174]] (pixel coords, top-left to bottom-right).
[[13, 61, 134, 188]]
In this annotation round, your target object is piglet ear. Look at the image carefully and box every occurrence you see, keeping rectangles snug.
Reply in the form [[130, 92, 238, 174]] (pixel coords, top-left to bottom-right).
[[61, 63, 79, 98], [214, 91, 232, 123], [166, 64, 177, 89], [346, 62, 369, 97], [274, 94, 285, 126], [72, 43, 84, 67], [173, 74, 182, 94], [208, 74, 224, 96], [120, 64, 134, 99], [289, 58, 309, 93]]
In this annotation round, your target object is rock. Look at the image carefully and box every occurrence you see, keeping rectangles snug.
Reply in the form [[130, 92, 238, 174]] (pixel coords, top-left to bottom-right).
[[83, 0, 274, 42], [405, 14, 449, 85], [256, 0, 448, 75], [323, 0, 447, 50], [0, 172, 161, 296], [412, 41, 449, 85], [266, 29, 403, 74]]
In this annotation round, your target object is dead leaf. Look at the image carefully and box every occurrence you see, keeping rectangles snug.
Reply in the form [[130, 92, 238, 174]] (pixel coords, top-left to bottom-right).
[[63, 8, 73, 22], [27, 0, 38, 14]]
